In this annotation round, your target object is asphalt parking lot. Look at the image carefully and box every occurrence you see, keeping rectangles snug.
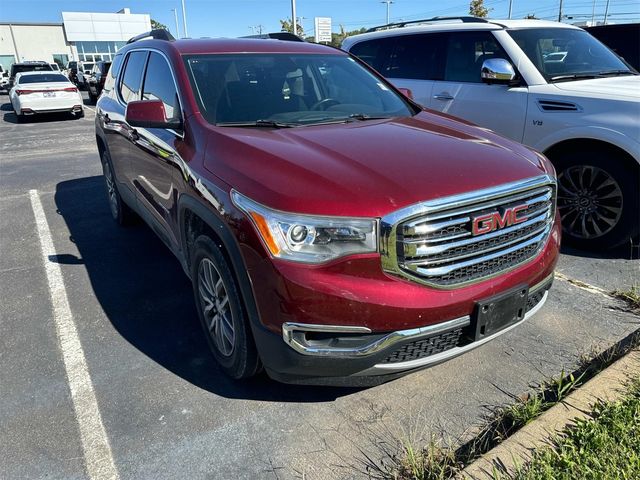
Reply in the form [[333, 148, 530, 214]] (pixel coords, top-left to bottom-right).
[[1, 94, 638, 480]]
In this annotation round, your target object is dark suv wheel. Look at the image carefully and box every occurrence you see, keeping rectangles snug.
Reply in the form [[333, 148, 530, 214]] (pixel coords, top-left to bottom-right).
[[100, 149, 136, 225], [554, 149, 639, 249], [191, 235, 261, 379]]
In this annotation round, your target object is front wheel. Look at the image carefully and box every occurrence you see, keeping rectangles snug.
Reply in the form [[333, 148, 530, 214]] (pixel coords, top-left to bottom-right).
[[554, 151, 638, 250], [191, 235, 261, 379]]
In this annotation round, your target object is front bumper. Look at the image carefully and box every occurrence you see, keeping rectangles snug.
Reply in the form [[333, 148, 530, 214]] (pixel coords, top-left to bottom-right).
[[255, 274, 552, 385]]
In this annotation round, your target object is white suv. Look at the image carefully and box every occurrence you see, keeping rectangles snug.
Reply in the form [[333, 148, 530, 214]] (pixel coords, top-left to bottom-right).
[[343, 17, 640, 249]]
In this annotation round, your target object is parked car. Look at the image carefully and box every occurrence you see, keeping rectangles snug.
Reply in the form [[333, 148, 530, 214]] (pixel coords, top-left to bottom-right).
[[343, 17, 640, 249], [585, 23, 640, 71], [96, 30, 559, 385], [87, 61, 111, 103], [50, 63, 60, 71], [10, 71, 83, 122], [8, 61, 53, 90], [75, 62, 95, 89], [66, 60, 79, 84], [0, 65, 8, 91]]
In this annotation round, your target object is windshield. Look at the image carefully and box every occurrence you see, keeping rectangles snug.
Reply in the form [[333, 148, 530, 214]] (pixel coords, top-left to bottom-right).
[[508, 28, 634, 82], [19, 73, 69, 84], [184, 53, 414, 126]]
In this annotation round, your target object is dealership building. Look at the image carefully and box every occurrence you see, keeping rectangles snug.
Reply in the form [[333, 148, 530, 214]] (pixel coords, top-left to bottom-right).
[[0, 8, 150, 71]]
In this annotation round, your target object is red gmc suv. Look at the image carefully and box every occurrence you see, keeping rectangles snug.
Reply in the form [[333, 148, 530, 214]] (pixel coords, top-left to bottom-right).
[[95, 30, 560, 385]]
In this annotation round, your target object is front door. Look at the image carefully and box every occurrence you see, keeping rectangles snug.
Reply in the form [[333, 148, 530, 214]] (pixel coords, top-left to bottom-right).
[[428, 31, 528, 143]]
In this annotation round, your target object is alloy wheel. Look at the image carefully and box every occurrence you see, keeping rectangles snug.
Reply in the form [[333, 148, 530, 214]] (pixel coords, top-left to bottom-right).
[[557, 165, 623, 239], [197, 258, 235, 357], [103, 162, 119, 218]]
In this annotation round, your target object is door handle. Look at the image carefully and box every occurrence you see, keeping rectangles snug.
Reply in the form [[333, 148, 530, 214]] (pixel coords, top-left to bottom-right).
[[433, 93, 454, 101]]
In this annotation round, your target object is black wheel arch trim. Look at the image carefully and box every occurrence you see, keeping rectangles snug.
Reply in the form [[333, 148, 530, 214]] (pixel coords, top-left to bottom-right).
[[177, 194, 267, 336]]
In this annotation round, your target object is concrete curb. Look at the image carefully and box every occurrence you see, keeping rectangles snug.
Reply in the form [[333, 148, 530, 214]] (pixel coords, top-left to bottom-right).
[[460, 348, 640, 479]]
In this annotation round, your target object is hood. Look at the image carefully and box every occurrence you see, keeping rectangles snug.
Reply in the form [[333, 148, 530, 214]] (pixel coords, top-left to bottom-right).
[[205, 112, 551, 218], [552, 75, 640, 100]]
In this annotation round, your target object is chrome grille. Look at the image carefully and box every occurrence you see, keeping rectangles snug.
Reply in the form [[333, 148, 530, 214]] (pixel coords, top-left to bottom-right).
[[380, 176, 556, 288]]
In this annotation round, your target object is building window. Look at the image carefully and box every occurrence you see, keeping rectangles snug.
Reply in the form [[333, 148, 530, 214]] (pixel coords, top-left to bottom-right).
[[52, 54, 69, 69], [0, 55, 16, 72], [76, 41, 127, 63]]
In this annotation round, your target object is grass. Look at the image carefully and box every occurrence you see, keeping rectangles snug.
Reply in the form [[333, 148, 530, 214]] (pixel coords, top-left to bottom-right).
[[612, 285, 640, 314], [370, 331, 640, 480], [511, 377, 640, 480]]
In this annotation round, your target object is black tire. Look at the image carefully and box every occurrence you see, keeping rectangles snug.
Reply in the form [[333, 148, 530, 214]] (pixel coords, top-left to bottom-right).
[[74, 109, 85, 119], [191, 235, 261, 380], [100, 149, 136, 226], [552, 149, 639, 250]]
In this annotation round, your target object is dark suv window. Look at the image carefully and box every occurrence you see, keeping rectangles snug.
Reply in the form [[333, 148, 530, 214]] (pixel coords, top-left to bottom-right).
[[444, 31, 509, 83], [142, 52, 180, 121], [119, 51, 147, 103], [350, 34, 446, 80], [103, 55, 122, 93]]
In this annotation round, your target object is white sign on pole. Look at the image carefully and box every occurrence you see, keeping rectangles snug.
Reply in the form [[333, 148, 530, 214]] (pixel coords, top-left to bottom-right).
[[314, 17, 332, 43]]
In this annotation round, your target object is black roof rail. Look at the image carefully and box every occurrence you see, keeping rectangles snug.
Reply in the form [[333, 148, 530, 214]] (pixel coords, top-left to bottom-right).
[[366, 16, 489, 33], [127, 29, 175, 44], [241, 32, 304, 42]]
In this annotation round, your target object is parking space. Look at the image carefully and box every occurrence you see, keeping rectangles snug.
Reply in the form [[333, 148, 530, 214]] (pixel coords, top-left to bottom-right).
[[0, 93, 638, 479]]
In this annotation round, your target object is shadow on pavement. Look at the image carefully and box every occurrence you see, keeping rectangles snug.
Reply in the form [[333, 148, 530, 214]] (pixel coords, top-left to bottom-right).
[[55, 176, 362, 402]]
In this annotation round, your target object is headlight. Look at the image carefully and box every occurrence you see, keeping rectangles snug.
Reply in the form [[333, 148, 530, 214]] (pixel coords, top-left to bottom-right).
[[231, 190, 377, 264]]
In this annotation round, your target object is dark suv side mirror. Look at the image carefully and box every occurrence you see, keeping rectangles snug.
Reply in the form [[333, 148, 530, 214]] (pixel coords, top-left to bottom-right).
[[126, 100, 182, 130], [481, 58, 516, 85]]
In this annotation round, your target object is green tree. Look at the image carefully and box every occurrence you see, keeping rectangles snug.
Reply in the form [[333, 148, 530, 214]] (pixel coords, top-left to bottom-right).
[[524, 14, 539, 19], [469, 0, 491, 18], [151, 19, 169, 31], [279, 18, 305, 37]]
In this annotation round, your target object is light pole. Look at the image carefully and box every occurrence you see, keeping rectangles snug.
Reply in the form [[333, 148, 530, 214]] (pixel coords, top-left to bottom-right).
[[558, 0, 563, 22], [181, 0, 188, 37], [603, 0, 611, 24], [508, 0, 513, 19], [291, 0, 298, 36], [171, 8, 180, 37], [381, 1, 394, 25]]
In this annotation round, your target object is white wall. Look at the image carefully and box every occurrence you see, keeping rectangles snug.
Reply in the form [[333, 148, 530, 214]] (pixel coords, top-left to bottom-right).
[[62, 11, 151, 42], [0, 24, 72, 64]]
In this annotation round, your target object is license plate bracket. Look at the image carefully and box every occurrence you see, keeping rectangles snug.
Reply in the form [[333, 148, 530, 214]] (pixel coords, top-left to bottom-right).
[[473, 285, 529, 341]]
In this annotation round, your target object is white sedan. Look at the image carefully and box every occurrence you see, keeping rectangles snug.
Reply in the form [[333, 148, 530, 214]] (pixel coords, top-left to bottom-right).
[[10, 71, 84, 122]]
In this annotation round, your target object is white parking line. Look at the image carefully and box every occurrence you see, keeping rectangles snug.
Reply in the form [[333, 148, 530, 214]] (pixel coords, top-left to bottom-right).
[[29, 189, 119, 480], [84, 104, 96, 113]]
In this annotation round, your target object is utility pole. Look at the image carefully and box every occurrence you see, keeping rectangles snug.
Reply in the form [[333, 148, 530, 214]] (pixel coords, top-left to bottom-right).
[[291, 0, 298, 36], [257, 24, 264, 35], [508, 0, 513, 19], [603, 0, 611, 24], [381, 1, 394, 25], [171, 8, 180, 37], [558, 0, 563, 22], [181, 0, 188, 37]]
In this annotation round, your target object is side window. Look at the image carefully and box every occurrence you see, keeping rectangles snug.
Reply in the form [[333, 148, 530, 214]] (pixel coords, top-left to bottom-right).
[[349, 37, 394, 73], [444, 32, 509, 83], [119, 51, 147, 103], [141, 52, 180, 121], [103, 55, 122, 93], [386, 34, 446, 80]]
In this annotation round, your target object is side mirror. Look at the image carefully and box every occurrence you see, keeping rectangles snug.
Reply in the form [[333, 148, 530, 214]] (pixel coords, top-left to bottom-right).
[[126, 100, 182, 130], [397, 87, 414, 100], [481, 58, 516, 85]]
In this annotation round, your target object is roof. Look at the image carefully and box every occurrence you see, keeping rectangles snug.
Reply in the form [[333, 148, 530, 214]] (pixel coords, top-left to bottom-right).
[[125, 37, 343, 55], [342, 18, 581, 47]]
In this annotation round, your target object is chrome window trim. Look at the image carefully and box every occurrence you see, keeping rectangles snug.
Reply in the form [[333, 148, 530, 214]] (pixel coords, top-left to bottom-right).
[[116, 47, 185, 139], [379, 174, 556, 289]]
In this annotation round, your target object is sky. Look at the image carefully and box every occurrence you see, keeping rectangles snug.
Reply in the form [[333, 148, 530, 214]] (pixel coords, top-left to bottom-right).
[[0, 0, 638, 38]]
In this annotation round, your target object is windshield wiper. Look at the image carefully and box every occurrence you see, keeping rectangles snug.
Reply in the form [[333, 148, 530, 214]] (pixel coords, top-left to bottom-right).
[[550, 70, 636, 82], [215, 119, 297, 128], [347, 113, 392, 121]]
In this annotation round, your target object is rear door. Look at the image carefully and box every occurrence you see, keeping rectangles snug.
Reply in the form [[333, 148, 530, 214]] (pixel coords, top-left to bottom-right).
[[349, 33, 446, 107], [128, 51, 183, 248], [428, 31, 528, 142]]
